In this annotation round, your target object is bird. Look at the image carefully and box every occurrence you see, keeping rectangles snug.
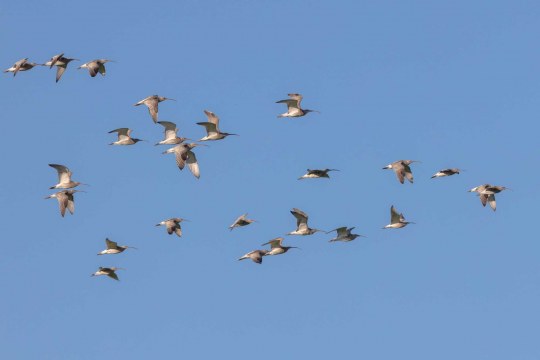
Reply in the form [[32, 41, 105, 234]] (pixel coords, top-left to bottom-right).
[[98, 238, 137, 255], [196, 110, 237, 141], [276, 93, 319, 118], [48, 164, 86, 189], [156, 218, 187, 237], [4, 58, 42, 76], [108, 128, 144, 145], [238, 250, 269, 264], [134, 95, 175, 123], [298, 168, 339, 180], [155, 121, 190, 145], [431, 168, 461, 178], [45, 190, 84, 217], [468, 184, 508, 211], [326, 227, 364, 242], [262, 237, 299, 256], [43, 53, 78, 82], [383, 160, 419, 184], [229, 213, 256, 231], [383, 205, 414, 229], [91, 267, 123, 281], [78, 59, 113, 77], [287, 208, 323, 235], [162, 143, 204, 179]]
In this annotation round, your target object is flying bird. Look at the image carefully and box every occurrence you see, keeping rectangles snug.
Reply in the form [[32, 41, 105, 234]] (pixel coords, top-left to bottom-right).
[[155, 121, 190, 145], [4, 58, 42, 76], [276, 93, 319, 118], [298, 168, 339, 180], [91, 267, 123, 281], [48, 164, 86, 189], [197, 110, 237, 141], [162, 143, 204, 179], [287, 208, 323, 235], [383, 205, 414, 229], [229, 213, 256, 231], [43, 53, 78, 82], [156, 218, 187, 237], [238, 250, 269, 264], [45, 190, 84, 217], [431, 168, 461, 179], [383, 160, 419, 184], [98, 238, 137, 255], [134, 95, 175, 123], [108, 128, 144, 145], [78, 59, 113, 77], [326, 227, 364, 242], [262, 237, 299, 256], [468, 184, 508, 211]]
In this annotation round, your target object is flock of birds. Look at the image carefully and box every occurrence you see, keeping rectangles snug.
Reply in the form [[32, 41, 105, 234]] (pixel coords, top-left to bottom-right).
[[8, 53, 510, 280]]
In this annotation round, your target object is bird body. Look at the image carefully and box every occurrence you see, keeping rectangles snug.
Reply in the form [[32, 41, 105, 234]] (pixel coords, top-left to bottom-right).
[[45, 190, 83, 217], [162, 143, 203, 179], [238, 250, 268, 264], [327, 227, 364, 242], [229, 213, 256, 231], [287, 208, 323, 235], [98, 238, 136, 255], [134, 95, 175, 123], [384, 205, 414, 229], [91, 267, 122, 280], [197, 110, 237, 141], [156, 218, 186, 237], [276, 93, 318, 118], [108, 128, 143, 145], [4, 58, 42, 76], [298, 168, 338, 180], [78, 59, 112, 77], [431, 168, 460, 178], [262, 237, 298, 256], [383, 160, 419, 184], [48, 164, 85, 189]]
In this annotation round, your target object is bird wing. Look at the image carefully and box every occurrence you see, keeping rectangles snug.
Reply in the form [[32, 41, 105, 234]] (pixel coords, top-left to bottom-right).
[[488, 194, 496, 211], [174, 226, 183, 237], [107, 271, 119, 281], [98, 62, 106, 76], [250, 251, 264, 264], [403, 163, 414, 183], [479, 194, 488, 207], [158, 121, 178, 140], [166, 221, 175, 234], [105, 238, 118, 250], [276, 98, 300, 112], [186, 151, 200, 179], [230, 214, 247, 229], [55, 64, 67, 82], [390, 206, 400, 224], [391, 163, 405, 184], [109, 128, 131, 141], [291, 208, 309, 231], [145, 98, 159, 123], [86, 62, 100, 77], [262, 237, 283, 248], [175, 147, 187, 170], [49, 164, 72, 183], [203, 110, 220, 128], [197, 122, 218, 136], [66, 191, 75, 214], [55, 191, 68, 217]]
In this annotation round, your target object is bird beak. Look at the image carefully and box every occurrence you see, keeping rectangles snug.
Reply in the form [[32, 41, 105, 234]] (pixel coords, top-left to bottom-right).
[[155, 224, 161, 226]]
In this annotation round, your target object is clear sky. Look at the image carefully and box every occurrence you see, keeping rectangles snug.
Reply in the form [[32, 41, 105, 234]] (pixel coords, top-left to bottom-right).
[[1, 0, 540, 359]]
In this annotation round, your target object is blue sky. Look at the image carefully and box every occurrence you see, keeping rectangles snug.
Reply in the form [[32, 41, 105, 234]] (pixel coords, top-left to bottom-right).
[[1, 0, 540, 359]]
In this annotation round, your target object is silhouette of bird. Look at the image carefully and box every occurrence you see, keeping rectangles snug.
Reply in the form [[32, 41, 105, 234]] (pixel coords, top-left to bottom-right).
[[44, 53, 78, 82], [469, 184, 508, 211], [383, 160, 419, 184], [431, 168, 460, 178], [98, 238, 137, 255], [48, 164, 86, 189], [326, 227, 364, 242], [298, 168, 339, 180], [108, 128, 144, 145], [197, 110, 237, 141], [156, 218, 187, 237], [91, 267, 123, 281], [155, 121, 190, 145], [276, 93, 319, 118], [287, 208, 323, 235], [229, 213, 256, 231], [383, 205, 414, 229], [4, 58, 42, 76], [262, 237, 299, 256], [134, 95, 175, 123], [78, 59, 113, 77], [45, 190, 84, 217], [162, 143, 204, 179], [238, 250, 269, 264]]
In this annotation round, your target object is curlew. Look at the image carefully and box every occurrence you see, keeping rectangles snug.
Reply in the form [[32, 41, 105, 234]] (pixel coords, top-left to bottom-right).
[[98, 238, 137, 255], [162, 143, 204, 179], [48, 164, 86, 189], [326, 227, 365, 242], [91, 267, 123, 281], [45, 190, 84, 217], [229, 213, 256, 231], [155, 121, 190, 145], [276, 93, 319, 118], [262, 237, 299, 256], [78, 59, 113, 77], [134, 95, 175, 123], [383, 160, 419, 184], [197, 110, 237, 141], [238, 250, 269, 264], [469, 184, 508, 211], [298, 168, 339, 180], [4, 58, 42, 76], [44, 53, 78, 82], [384, 205, 414, 229], [108, 128, 144, 145], [156, 218, 187, 237], [287, 208, 323, 235], [431, 168, 461, 178]]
